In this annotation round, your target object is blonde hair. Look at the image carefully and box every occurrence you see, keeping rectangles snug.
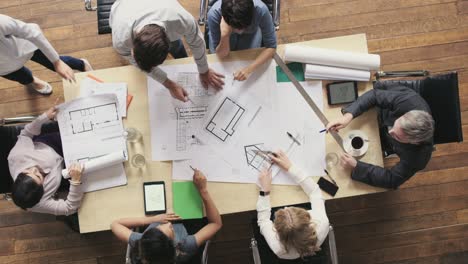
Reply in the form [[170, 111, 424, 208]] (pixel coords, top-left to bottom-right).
[[274, 207, 320, 257]]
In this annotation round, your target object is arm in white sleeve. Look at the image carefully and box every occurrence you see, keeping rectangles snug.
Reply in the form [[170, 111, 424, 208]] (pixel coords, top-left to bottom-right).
[[0, 15, 60, 63], [256, 194, 284, 255], [19, 113, 49, 139], [287, 165, 328, 223], [182, 16, 209, 74], [31, 185, 84, 216]]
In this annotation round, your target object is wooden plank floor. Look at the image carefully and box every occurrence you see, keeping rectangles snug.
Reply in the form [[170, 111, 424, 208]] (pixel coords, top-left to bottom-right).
[[1, 0, 467, 263]]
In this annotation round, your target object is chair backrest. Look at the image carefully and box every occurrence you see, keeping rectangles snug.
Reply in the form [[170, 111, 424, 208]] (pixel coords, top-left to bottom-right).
[[373, 72, 463, 145], [0, 126, 23, 194], [250, 202, 337, 264]]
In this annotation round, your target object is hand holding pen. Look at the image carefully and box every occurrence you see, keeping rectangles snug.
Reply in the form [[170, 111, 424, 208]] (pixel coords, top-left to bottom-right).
[[268, 150, 292, 171]]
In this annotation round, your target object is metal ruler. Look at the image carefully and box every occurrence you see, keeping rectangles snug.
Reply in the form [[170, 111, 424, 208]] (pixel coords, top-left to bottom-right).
[[273, 52, 344, 151]]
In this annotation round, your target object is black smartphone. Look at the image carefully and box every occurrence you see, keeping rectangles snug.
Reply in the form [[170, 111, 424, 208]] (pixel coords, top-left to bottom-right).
[[317, 177, 339, 196]]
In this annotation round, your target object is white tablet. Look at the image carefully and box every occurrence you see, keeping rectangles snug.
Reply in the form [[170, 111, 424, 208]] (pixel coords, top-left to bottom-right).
[[143, 181, 167, 215]]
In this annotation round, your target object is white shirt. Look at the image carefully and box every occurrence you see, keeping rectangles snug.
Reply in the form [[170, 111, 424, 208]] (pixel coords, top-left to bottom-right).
[[109, 0, 209, 84], [0, 15, 60, 76], [8, 114, 83, 216], [256, 165, 330, 259]]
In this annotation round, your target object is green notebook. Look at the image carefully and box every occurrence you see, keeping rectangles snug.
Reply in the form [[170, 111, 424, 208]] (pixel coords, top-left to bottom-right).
[[172, 181, 203, 219], [276, 62, 305, 83]]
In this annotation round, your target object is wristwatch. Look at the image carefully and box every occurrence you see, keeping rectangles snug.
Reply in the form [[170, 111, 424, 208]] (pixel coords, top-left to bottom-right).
[[259, 191, 270, 196]]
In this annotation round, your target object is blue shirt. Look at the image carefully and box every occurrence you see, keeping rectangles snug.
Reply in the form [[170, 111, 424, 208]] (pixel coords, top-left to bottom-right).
[[207, 0, 277, 53], [128, 223, 198, 263]]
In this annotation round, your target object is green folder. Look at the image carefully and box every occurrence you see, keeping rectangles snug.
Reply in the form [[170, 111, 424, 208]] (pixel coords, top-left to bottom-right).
[[276, 62, 305, 83], [172, 181, 203, 219]]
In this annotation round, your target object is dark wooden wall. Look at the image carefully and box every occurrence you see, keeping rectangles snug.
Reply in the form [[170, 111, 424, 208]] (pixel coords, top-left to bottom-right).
[[1, 0, 467, 263]]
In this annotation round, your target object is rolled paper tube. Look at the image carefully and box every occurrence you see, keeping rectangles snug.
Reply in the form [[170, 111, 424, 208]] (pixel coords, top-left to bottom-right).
[[62, 151, 127, 178], [284, 45, 380, 71], [304, 64, 371, 81]]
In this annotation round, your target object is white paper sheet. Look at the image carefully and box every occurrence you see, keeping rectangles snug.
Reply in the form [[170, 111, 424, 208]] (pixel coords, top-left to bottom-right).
[[172, 75, 326, 185], [57, 94, 128, 192], [304, 64, 371, 81], [148, 71, 218, 161], [284, 45, 380, 71], [61, 151, 127, 178], [80, 77, 128, 117]]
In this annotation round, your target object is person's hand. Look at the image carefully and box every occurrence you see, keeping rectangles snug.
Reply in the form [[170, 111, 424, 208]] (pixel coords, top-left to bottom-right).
[[153, 213, 181, 223], [53, 60, 76, 82], [220, 17, 232, 38], [45, 97, 60, 120], [269, 150, 292, 171], [258, 169, 272, 192], [199, 68, 225, 90], [68, 163, 83, 182], [164, 79, 189, 102], [233, 66, 253, 81], [326, 113, 353, 133], [340, 153, 357, 170], [193, 168, 208, 192]]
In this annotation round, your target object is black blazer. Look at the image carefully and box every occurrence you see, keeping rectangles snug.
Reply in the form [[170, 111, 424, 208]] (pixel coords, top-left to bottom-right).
[[342, 86, 433, 189]]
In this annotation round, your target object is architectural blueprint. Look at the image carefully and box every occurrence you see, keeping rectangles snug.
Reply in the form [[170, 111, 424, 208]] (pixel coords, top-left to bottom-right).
[[173, 79, 326, 185], [79, 77, 128, 117], [57, 94, 128, 192], [205, 97, 245, 142], [148, 71, 217, 161]]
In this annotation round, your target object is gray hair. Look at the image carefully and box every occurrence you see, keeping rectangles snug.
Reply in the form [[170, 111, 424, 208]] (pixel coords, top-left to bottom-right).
[[399, 110, 435, 143]]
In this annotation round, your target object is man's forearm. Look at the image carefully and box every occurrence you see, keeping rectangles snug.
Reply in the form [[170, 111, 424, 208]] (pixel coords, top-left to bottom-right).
[[249, 48, 275, 72], [215, 34, 231, 58]]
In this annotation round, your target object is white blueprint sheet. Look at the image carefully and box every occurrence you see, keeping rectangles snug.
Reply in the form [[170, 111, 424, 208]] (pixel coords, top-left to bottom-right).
[[173, 80, 326, 185], [80, 77, 128, 117], [57, 94, 128, 192], [148, 71, 218, 161]]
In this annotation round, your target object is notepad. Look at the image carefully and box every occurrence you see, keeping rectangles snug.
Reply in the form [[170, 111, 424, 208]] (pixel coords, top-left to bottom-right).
[[276, 62, 305, 83], [172, 182, 203, 219]]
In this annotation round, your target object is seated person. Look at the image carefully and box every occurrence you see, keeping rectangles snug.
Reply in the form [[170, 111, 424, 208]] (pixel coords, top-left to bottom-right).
[[8, 102, 84, 215], [326, 87, 435, 189], [110, 0, 224, 102], [207, 0, 277, 81], [0, 14, 93, 95], [111, 168, 222, 263], [257, 151, 330, 259]]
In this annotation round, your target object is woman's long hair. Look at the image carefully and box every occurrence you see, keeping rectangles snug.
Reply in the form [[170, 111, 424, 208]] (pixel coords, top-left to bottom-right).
[[274, 207, 320, 258]]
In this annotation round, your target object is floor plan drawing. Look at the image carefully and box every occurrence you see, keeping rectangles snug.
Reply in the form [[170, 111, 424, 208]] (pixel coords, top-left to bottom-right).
[[244, 144, 271, 171], [206, 97, 245, 142], [175, 106, 207, 151], [68, 103, 119, 134]]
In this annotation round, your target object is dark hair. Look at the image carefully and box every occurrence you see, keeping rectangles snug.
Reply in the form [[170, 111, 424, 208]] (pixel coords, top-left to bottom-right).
[[132, 228, 176, 264], [132, 24, 170, 73], [221, 0, 254, 29], [12, 173, 44, 210]]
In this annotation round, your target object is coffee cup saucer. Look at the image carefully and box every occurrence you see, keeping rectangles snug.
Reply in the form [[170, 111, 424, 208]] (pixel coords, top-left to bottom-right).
[[343, 130, 369, 157]]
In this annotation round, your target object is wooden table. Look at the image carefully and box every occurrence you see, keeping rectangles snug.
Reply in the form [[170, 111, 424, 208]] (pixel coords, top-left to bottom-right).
[[63, 33, 385, 233]]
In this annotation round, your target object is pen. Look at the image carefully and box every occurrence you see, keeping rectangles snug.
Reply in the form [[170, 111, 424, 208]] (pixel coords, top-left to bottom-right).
[[253, 150, 278, 158], [186, 96, 196, 105], [323, 169, 338, 186], [319, 128, 327, 133], [287, 132, 301, 146], [189, 165, 196, 171]]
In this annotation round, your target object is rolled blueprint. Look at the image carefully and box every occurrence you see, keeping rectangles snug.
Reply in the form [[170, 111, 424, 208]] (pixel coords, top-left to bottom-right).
[[304, 64, 371, 81], [284, 45, 380, 71], [62, 151, 127, 178]]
